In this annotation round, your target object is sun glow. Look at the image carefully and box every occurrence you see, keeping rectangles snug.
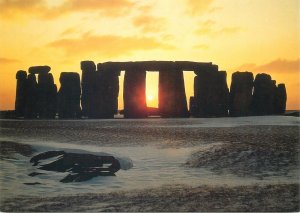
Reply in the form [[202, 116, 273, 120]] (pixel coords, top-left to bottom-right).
[[147, 95, 154, 102], [146, 72, 159, 108]]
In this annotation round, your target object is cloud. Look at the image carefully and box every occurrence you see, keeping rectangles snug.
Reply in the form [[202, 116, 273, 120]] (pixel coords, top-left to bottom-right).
[[185, 0, 215, 16], [0, 57, 20, 64], [132, 15, 166, 33], [137, 4, 153, 14], [195, 21, 241, 37], [60, 27, 78, 37], [47, 33, 174, 57], [201, 19, 216, 26], [219, 27, 240, 34], [235, 58, 300, 74], [193, 44, 209, 49], [0, 0, 136, 21], [195, 27, 214, 36], [51, 0, 135, 18], [0, 0, 46, 20]]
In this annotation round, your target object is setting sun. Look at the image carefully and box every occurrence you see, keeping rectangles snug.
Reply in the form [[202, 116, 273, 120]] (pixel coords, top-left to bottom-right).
[[146, 93, 157, 108], [147, 95, 154, 102], [145, 72, 159, 108]]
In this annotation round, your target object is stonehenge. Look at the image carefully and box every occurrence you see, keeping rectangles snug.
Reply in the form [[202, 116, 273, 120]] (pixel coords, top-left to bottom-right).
[[15, 60, 287, 119]]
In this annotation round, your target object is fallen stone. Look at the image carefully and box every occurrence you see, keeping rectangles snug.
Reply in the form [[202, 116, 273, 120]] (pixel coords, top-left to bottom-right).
[[30, 151, 121, 182]]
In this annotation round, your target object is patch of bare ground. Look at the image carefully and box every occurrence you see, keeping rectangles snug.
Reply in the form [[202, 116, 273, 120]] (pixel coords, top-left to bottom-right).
[[185, 133, 299, 178], [0, 141, 36, 160]]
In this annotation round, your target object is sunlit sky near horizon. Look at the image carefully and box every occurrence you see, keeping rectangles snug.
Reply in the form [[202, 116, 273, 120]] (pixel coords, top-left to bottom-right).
[[0, 0, 299, 110]]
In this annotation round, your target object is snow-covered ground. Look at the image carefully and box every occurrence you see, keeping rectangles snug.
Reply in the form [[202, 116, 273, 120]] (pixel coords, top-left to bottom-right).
[[0, 116, 299, 211]]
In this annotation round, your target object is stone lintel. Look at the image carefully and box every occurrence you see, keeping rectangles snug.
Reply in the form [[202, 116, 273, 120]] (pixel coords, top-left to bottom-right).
[[97, 61, 214, 72], [28, 66, 51, 74]]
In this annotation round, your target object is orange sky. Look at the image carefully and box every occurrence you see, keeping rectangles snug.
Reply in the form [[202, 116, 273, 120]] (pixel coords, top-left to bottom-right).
[[0, 0, 299, 110]]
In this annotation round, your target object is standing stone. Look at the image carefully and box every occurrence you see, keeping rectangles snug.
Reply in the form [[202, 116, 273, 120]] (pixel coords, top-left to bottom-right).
[[214, 71, 229, 116], [194, 67, 229, 117], [123, 67, 147, 118], [29, 66, 56, 119], [251, 73, 275, 115], [229, 72, 254, 116], [37, 72, 48, 118], [80, 61, 97, 118], [274, 83, 287, 114], [95, 64, 120, 118], [24, 73, 38, 118], [159, 67, 189, 118], [189, 96, 198, 117], [15, 70, 27, 117], [47, 73, 57, 118], [57, 72, 81, 119], [37, 73, 51, 118]]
